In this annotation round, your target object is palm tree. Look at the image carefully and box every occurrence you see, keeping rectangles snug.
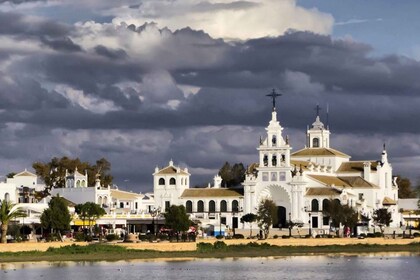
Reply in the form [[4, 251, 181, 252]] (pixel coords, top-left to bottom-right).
[[0, 200, 27, 243]]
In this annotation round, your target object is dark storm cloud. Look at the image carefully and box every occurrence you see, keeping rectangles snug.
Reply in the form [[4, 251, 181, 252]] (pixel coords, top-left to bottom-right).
[[94, 45, 128, 60]]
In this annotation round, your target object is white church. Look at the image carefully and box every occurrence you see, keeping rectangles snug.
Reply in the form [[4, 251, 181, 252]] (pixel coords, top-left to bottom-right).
[[153, 92, 401, 233]]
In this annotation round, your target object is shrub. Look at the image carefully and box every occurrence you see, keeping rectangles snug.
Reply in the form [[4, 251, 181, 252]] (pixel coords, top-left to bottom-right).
[[74, 232, 85, 242], [273, 234, 278, 239], [139, 234, 147, 241], [413, 232, 420, 238], [374, 232, 383, 238], [85, 235, 93, 242], [232, 234, 245, 239], [213, 241, 227, 250], [197, 242, 213, 252], [281, 235, 289, 239], [157, 233, 168, 241], [105, 234, 119, 242], [215, 234, 224, 239]]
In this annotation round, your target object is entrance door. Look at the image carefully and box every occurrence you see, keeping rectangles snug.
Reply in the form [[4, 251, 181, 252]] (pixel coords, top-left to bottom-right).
[[312, 216, 319, 228], [275, 206, 287, 228], [232, 217, 238, 229]]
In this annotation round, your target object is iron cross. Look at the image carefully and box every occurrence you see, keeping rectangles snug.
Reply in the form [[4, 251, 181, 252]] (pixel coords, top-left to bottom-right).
[[266, 89, 282, 110]]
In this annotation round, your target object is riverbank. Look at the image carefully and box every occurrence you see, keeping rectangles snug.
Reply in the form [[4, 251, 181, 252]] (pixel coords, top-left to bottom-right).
[[0, 238, 419, 263]]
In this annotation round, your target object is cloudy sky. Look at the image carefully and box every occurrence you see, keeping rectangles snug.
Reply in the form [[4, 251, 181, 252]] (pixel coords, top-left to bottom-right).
[[1, 0, 419, 192]]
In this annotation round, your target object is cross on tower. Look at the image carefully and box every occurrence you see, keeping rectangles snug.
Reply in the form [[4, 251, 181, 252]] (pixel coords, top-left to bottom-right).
[[266, 89, 282, 111], [315, 104, 321, 117]]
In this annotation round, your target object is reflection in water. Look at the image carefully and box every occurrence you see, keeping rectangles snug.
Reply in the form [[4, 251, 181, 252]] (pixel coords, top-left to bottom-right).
[[1, 254, 419, 280]]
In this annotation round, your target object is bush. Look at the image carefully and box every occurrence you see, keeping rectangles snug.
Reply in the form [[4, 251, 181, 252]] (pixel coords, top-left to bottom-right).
[[374, 232, 383, 238], [197, 242, 214, 252], [367, 233, 375, 238], [157, 233, 169, 241], [85, 235, 93, 242], [213, 241, 227, 250], [232, 234, 245, 239], [74, 232, 85, 242], [139, 234, 147, 241], [413, 232, 420, 238], [273, 234, 278, 239], [215, 235, 224, 239], [105, 234, 119, 242], [281, 235, 290, 239]]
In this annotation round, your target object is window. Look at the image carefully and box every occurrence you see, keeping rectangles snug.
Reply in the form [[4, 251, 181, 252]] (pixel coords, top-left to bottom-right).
[[313, 138, 320, 148], [169, 178, 176, 185], [358, 193, 364, 201], [279, 172, 286, 181], [263, 155, 268, 166], [165, 201, 170, 211], [262, 172, 269, 181], [159, 178, 165, 185], [311, 199, 319, 212], [186, 201, 192, 213], [232, 200, 239, 212], [220, 200, 227, 212], [197, 200, 204, 212], [119, 202, 124, 208], [135, 202, 138, 209], [272, 135, 277, 146], [271, 172, 277, 181], [322, 199, 330, 212], [272, 155, 277, 166], [209, 200, 216, 213], [4, 193, 10, 202]]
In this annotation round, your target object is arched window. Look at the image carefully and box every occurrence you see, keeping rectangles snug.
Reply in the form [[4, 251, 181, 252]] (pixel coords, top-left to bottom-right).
[[81, 180, 86, 187], [272, 155, 277, 166], [76, 180, 81, 187], [4, 193, 10, 202], [232, 200, 239, 212], [169, 178, 176, 185], [103, 196, 108, 205], [197, 200, 204, 212], [119, 202, 124, 208], [263, 155, 268, 166], [186, 201, 193, 213], [322, 199, 330, 212], [159, 178, 165, 185], [209, 200, 216, 213], [272, 135, 277, 146], [311, 199, 319, 212], [98, 196, 103, 205], [220, 200, 227, 212], [313, 138, 320, 148]]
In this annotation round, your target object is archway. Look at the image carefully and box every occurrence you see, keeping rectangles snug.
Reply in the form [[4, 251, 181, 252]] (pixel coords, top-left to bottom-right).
[[257, 185, 291, 229]]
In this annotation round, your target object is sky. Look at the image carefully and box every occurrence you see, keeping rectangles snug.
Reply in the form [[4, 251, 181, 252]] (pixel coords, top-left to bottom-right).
[[0, 0, 419, 192]]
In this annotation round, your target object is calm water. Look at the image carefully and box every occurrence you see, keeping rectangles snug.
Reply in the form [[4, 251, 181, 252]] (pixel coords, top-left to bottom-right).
[[1, 254, 419, 280]]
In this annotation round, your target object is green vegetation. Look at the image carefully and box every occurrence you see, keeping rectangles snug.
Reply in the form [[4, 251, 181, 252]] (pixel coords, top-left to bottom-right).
[[41, 196, 72, 241], [0, 201, 27, 243], [163, 205, 191, 241], [373, 208, 393, 234], [241, 213, 258, 238], [323, 199, 358, 230], [32, 157, 113, 197], [218, 162, 246, 187], [75, 202, 106, 238], [1, 242, 419, 263], [257, 199, 277, 239]]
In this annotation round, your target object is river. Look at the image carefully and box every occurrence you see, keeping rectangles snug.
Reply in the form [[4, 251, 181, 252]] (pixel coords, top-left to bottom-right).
[[1, 253, 419, 280]]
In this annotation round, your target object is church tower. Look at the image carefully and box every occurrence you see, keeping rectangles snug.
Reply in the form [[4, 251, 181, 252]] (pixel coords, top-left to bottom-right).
[[306, 106, 330, 148]]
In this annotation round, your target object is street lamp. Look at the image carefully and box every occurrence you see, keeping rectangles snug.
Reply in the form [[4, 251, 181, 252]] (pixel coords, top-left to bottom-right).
[[309, 213, 312, 237], [288, 212, 292, 237], [150, 207, 160, 236]]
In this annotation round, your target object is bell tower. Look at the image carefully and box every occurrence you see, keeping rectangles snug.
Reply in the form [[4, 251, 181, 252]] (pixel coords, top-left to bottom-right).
[[306, 105, 330, 148]]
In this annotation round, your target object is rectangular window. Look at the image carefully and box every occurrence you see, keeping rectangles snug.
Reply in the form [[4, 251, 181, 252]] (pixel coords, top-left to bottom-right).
[[135, 202, 138, 209], [165, 201, 170, 211], [358, 193, 364, 201], [323, 216, 329, 226], [279, 172, 286, 181], [262, 172, 269, 181], [271, 172, 277, 181]]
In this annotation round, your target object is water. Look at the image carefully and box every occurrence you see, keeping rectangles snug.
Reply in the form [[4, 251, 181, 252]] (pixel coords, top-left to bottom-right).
[[1, 254, 419, 280]]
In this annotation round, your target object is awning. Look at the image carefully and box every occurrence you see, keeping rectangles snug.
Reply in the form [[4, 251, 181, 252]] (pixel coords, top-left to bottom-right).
[[72, 220, 96, 226]]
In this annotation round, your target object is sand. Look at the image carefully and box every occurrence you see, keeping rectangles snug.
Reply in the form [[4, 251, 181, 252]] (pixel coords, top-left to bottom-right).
[[0, 237, 418, 253]]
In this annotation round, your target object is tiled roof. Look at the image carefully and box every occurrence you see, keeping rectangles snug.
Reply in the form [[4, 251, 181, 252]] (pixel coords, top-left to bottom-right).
[[111, 189, 142, 200], [308, 175, 379, 189], [338, 176, 379, 189], [291, 148, 350, 158], [156, 166, 189, 175], [306, 187, 341, 196], [290, 160, 310, 171], [383, 196, 397, 205], [181, 188, 243, 198], [337, 161, 378, 173], [14, 170, 37, 177]]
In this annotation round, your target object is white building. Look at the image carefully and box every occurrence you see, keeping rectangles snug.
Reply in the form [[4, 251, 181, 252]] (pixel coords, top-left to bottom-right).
[[154, 97, 402, 233]]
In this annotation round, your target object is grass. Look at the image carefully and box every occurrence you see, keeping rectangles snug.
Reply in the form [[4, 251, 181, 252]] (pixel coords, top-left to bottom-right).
[[0, 242, 419, 263]]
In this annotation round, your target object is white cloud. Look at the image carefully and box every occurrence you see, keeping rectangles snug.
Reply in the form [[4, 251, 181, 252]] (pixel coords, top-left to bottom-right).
[[110, 0, 334, 40]]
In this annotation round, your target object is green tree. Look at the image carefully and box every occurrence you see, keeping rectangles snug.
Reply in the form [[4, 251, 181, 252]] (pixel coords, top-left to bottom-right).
[[41, 196, 72, 241], [75, 202, 106, 236], [372, 208, 392, 234], [396, 176, 417, 198], [163, 205, 190, 242], [0, 201, 27, 243], [33, 156, 114, 197], [323, 199, 358, 232], [240, 213, 258, 238], [218, 162, 245, 187], [257, 199, 277, 239], [5, 172, 16, 179]]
